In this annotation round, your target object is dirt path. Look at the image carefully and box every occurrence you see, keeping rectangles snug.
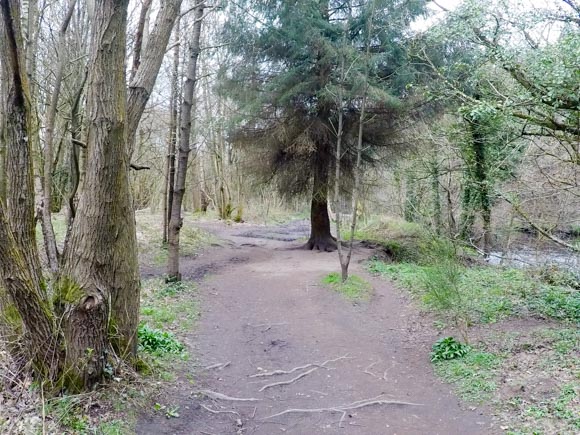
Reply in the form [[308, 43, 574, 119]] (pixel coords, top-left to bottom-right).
[[137, 221, 495, 434]]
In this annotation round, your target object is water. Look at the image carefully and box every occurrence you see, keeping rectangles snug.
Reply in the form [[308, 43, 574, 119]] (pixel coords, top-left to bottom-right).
[[488, 246, 579, 271]]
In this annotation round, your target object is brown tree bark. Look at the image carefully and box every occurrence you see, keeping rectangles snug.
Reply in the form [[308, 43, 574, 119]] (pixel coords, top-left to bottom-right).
[[131, 0, 153, 82], [163, 18, 180, 244], [167, 0, 205, 281], [306, 142, 336, 252], [126, 0, 182, 158], [0, 0, 58, 381], [59, 0, 140, 381], [0, 0, 43, 289], [109, 0, 181, 352]]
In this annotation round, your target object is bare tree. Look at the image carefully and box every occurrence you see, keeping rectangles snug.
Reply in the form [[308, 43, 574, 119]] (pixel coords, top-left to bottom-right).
[[167, 0, 205, 281]]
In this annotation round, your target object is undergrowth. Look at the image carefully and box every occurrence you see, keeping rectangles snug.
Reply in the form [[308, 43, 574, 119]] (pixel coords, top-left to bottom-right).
[[362, 215, 579, 433], [369, 261, 579, 325], [322, 273, 372, 300]]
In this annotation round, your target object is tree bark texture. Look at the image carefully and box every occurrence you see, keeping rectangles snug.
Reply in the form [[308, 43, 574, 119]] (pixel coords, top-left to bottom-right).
[[163, 18, 180, 244], [0, 0, 58, 380], [167, 0, 205, 281], [306, 141, 336, 252], [127, 0, 182, 158], [59, 0, 140, 386], [0, 0, 43, 290]]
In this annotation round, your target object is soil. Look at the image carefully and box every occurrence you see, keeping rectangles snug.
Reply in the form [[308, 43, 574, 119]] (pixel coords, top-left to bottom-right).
[[136, 220, 497, 435]]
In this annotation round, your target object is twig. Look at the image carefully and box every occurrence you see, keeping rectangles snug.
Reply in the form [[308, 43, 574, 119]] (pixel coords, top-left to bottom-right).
[[41, 382, 46, 435], [196, 389, 260, 402], [259, 367, 319, 392], [247, 322, 288, 332], [204, 361, 231, 370], [263, 398, 423, 428], [200, 404, 240, 417]]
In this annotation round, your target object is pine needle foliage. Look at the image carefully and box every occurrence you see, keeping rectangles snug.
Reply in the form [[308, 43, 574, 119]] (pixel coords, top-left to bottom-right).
[[220, 0, 428, 198]]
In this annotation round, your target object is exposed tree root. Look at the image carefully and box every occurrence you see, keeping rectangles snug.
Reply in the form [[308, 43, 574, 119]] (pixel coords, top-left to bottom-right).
[[250, 355, 350, 378], [303, 236, 337, 252], [200, 404, 240, 417], [204, 361, 231, 370], [259, 367, 319, 392], [363, 361, 380, 378], [196, 390, 260, 402], [262, 397, 423, 428]]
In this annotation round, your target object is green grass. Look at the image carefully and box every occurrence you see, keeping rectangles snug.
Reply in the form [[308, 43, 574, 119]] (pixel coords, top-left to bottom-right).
[[369, 261, 579, 325], [135, 212, 219, 265], [96, 419, 133, 435], [322, 272, 373, 300], [362, 216, 579, 433], [140, 279, 199, 330], [138, 323, 185, 356], [434, 350, 502, 403]]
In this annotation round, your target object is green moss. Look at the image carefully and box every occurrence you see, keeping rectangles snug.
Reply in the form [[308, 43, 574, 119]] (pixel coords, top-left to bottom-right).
[[3, 303, 22, 326], [53, 276, 84, 305]]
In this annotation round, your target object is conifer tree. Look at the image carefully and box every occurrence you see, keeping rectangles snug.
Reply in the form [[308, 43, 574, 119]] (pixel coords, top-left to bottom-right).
[[223, 0, 426, 250]]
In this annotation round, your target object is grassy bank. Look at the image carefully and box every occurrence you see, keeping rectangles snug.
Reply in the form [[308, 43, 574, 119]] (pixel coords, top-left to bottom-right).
[[361, 217, 579, 434]]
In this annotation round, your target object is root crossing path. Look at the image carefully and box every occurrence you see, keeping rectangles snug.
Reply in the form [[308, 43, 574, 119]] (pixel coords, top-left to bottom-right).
[[137, 220, 495, 435]]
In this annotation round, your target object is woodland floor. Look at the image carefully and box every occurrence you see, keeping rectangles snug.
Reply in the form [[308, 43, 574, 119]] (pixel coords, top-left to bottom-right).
[[136, 219, 496, 435]]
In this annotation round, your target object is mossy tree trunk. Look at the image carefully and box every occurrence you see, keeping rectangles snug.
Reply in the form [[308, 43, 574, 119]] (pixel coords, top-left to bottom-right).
[[0, 0, 142, 392], [58, 0, 141, 374], [0, 0, 58, 380]]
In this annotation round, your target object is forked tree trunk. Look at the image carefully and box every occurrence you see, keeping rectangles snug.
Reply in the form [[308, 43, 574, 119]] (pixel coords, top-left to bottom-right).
[[306, 144, 336, 252], [126, 0, 182, 159], [58, 0, 140, 383], [167, 0, 205, 281]]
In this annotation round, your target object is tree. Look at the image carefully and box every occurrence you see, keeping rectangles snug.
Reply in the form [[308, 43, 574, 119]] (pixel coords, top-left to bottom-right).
[[223, 0, 426, 251], [167, 0, 206, 281], [417, 0, 579, 252], [0, 0, 147, 391]]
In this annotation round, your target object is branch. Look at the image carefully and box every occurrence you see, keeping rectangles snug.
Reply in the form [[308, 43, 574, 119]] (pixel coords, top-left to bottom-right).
[[499, 193, 579, 252]]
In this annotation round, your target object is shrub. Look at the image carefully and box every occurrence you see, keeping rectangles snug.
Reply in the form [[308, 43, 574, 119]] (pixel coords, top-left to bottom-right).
[[431, 337, 471, 362], [138, 324, 184, 355]]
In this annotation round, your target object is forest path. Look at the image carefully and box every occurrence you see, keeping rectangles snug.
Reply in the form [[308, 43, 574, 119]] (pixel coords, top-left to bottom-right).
[[137, 220, 495, 435]]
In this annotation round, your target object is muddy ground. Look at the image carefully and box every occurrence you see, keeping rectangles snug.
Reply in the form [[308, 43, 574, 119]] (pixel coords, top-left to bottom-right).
[[137, 220, 497, 434]]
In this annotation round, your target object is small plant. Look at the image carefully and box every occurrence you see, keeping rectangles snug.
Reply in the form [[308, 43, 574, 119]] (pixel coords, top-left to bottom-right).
[[431, 337, 470, 362], [138, 323, 185, 355], [158, 280, 188, 297]]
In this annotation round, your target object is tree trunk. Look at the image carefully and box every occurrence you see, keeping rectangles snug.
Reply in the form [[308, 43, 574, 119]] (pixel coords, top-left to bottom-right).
[[430, 158, 442, 234], [0, 0, 58, 382], [163, 18, 180, 244], [126, 0, 182, 158], [59, 0, 140, 384], [1, 0, 43, 290], [306, 143, 336, 251], [167, 0, 205, 281], [41, 0, 77, 274]]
